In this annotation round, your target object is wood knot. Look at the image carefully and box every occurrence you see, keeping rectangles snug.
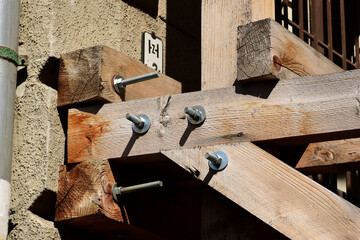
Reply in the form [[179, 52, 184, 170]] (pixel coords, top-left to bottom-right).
[[273, 55, 282, 71], [316, 150, 334, 162]]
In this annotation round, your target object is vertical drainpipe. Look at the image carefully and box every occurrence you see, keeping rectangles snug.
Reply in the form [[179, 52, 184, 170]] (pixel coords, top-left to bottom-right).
[[0, 0, 20, 239]]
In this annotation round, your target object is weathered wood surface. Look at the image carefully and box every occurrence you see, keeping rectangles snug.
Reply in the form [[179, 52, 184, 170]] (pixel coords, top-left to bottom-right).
[[55, 159, 125, 223], [237, 18, 342, 82], [162, 143, 360, 239], [55, 159, 164, 239], [201, 0, 251, 90], [251, 0, 275, 22], [68, 70, 360, 163], [296, 138, 360, 174], [57, 45, 181, 107]]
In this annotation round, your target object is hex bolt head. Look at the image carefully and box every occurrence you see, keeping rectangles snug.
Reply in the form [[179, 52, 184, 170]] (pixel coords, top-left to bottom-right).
[[126, 113, 151, 134], [205, 151, 228, 171], [184, 105, 206, 125]]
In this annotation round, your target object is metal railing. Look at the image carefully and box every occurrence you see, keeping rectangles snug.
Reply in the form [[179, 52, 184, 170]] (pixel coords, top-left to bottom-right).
[[275, 0, 360, 70]]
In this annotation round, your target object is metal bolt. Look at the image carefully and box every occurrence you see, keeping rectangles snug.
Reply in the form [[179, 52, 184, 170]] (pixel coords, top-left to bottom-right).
[[185, 107, 201, 120], [126, 113, 151, 134], [205, 151, 228, 171], [126, 113, 144, 128], [205, 152, 222, 166], [184, 105, 206, 125], [112, 180, 163, 202], [114, 72, 160, 94]]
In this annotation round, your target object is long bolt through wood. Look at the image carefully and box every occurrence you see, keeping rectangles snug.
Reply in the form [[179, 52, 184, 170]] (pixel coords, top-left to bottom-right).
[[112, 180, 163, 202], [205, 152, 222, 166], [126, 113, 144, 128], [114, 72, 160, 93], [184, 107, 201, 120]]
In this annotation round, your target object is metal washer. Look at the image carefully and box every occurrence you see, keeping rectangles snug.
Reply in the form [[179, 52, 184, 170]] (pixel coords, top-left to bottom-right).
[[132, 114, 151, 134], [208, 151, 228, 171], [186, 105, 206, 125]]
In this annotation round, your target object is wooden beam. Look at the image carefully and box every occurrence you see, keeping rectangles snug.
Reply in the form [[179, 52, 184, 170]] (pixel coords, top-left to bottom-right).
[[296, 138, 360, 174], [162, 143, 360, 239], [67, 69, 360, 164], [55, 159, 126, 224], [201, 0, 251, 90], [237, 18, 342, 82], [251, 0, 275, 22], [57, 45, 181, 108], [55, 159, 165, 239]]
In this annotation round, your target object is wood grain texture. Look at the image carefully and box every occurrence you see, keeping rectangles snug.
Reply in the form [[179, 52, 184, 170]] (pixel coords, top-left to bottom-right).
[[55, 159, 124, 223], [201, 0, 252, 90], [67, 70, 360, 163], [237, 18, 342, 82], [162, 143, 360, 240], [251, 0, 275, 22], [55, 159, 166, 239], [296, 138, 360, 174], [57, 45, 181, 108]]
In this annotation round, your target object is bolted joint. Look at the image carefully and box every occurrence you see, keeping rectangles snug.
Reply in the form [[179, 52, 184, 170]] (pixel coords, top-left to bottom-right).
[[205, 151, 228, 171], [184, 105, 206, 125], [126, 113, 151, 134], [113, 72, 160, 94], [112, 180, 163, 202]]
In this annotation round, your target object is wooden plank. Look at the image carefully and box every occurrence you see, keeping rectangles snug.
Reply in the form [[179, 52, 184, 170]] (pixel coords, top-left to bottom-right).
[[55, 159, 165, 239], [57, 45, 181, 108], [251, 0, 275, 22], [67, 70, 360, 164], [201, 0, 252, 90], [296, 138, 360, 174], [162, 143, 360, 239], [237, 18, 342, 82]]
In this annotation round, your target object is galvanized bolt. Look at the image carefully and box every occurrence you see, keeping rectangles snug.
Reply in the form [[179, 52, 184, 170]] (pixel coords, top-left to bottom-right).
[[205, 151, 228, 171], [205, 152, 222, 166], [113, 72, 160, 94], [184, 105, 206, 125], [126, 113, 151, 134], [112, 180, 163, 202]]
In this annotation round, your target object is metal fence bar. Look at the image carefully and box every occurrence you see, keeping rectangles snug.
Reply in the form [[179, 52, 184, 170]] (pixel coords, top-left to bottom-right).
[[340, 0, 347, 69], [298, 0, 304, 39], [326, 0, 334, 61]]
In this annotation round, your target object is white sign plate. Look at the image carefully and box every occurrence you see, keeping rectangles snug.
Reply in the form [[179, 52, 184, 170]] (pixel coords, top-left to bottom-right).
[[142, 32, 163, 73]]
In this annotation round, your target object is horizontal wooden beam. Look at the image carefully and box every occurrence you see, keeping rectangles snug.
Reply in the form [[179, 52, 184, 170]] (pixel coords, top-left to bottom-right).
[[57, 45, 181, 108], [237, 18, 342, 82], [296, 138, 360, 174], [162, 143, 360, 239], [68, 69, 360, 163], [55, 159, 165, 239], [55, 159, 126, 224]]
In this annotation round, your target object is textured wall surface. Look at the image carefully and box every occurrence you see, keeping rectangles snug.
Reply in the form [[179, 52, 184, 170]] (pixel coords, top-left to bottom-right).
[[9, 0, 167, 239]]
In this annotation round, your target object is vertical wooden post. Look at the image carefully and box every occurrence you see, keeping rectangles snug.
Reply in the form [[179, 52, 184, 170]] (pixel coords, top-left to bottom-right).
[[201, 0, 275, 90]]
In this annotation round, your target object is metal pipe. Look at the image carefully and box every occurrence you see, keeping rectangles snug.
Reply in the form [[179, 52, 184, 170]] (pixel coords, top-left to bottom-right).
[[0, 0, 20, 239]]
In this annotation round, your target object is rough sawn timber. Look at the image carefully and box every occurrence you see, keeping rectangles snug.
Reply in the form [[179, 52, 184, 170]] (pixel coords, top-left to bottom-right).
[[201, 0, 251, 90], [55, 159, 165, 239], [162, 143, 360, 239], [57, 45, 181, 108], [237, 18, 342, 82], [296, 138, 360, 174], [67, 69, 360, 163]]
